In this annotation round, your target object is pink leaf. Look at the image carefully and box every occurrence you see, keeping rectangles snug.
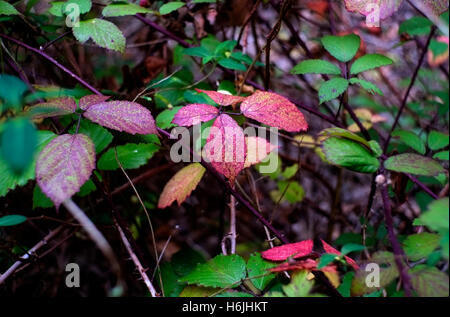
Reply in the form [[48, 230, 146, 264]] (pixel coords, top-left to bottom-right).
[[240, 90, 308, 132], [321, 240, 359, 270], [244, 136, 277, 168], [172, 104, 219, 127], [203, 114, 246, 183], [36, 134, 95, 208], [195, 89, 245, 106], [28, 97, 76, 119], [158, 163, 206, 208], [261, 240, 314, 261], [79, 94, 110, 110], [344, 0, 403, 21], [83, 101, 157, 135]]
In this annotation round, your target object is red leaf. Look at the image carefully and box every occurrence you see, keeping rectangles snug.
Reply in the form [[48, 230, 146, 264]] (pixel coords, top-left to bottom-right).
[[240, 90, 308, 132], [158, 163, 206, 208], [83, 100, 157, 135], [195, 89, 245, 106], [203, 114, 246, 183], [261, 240, 314, 261], [321, 240, 359, 270], [172, 103, 219, 126], [36, 134, 95, 208], [29, 97, 76, 119], [244, 136, 277, 168], [79, 94, 110, 110]]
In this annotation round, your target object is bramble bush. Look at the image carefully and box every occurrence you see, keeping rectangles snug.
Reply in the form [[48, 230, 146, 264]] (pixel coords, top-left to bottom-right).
[[0, 0, 448, 297]]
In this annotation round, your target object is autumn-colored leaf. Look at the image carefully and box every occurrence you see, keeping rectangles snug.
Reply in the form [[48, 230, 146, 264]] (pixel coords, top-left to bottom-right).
[[261, 240, 314, 261], [172, 104, 219, 127], [240, 90, 308, 132], [83, 100, 157, 135], [195, 89, 245, 106], [244, 136, 277, 168], [36, 134, 95, 208], [321, 240, 359, 270], [305, 0, 328, 16], [158, 163, 206, 208], [79, 94, 110, 110], [28, 97, 76, 119], [344, 0, 403, 24], [202, 114, 246, 183]]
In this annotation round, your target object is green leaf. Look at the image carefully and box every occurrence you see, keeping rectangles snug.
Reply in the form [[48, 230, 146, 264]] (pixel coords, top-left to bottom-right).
[[369, 140, 383, 158], [273, 181, 305, 204], [69, 120, 113, 153], [282, 271, 314, 297], [63, 0, 91, 14], [350, 54, 393, 75], [215, 292, 254, 297], [160, 262, 185, 297], [246, 253, 276, 291], [218, 58, 246, 71], [179, 254, 246, 288], [429, 39, 449, 56], [291, 59, 341, 75], [215, 40, 237, 56], [318, 77, 348, 104], [320, 127, 371, 149], [102, 3, 153, 17], [384, 153, 444, 176], [428, 130, 449, 151], [0, 130, 56, 197], [341, 243, 366, 256], [322, 137, 380, 173], [179, 286, 220, 297], [409, 265, 449, 297], [0, 0, 19, 15], [156, 106, 182, 129], [392, 130, 426, 155], [72, 18, 126, 53], [97, 143, 159, 170], [403, 233, 440, 261], [417, 198, 449, 234], [183, 46, 211, 58], [433, 151, 449, 161], [399, 16, 433, 36], [317, 253, 338, 269], [321, 34, 360, 62], [171, 248, 207, 277], [337, 272, 354, 297], [0, 215, 27, 226], [47, 1, 64, 17], [33, 184, 54, 209], [0, 74, 28, 110], [0, 118, 37, 174], [160, 1, 185, 15], [349, 78, 383, 95]]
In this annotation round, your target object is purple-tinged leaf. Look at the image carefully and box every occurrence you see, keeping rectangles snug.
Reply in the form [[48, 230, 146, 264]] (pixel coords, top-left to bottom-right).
[[83, 101, 157, 135], [203, 114, 246, 183], [79, 94, 110, 110], [158, 163, 206, 208], [195, 89, 245, 106], [36, 134, 95, 208], [28, 97, 76, 119], [172, 104, 219, 127], [240, 90, 308, 132]]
